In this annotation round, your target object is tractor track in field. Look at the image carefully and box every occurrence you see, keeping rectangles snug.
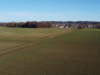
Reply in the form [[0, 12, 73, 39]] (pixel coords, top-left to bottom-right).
[[0, 41, 40, 55], [0, 30, 72, 55]]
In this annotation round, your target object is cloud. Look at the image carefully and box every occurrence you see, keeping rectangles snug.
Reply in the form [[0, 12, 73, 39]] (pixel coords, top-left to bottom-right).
[[0, 11, 63, 22], [0, 11, 62, 17], [40, 14, 62, 16], [2, 11, 35, 16]]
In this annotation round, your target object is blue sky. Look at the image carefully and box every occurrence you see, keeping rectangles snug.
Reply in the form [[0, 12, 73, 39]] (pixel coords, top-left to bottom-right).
[[0, 0, 100, 22]]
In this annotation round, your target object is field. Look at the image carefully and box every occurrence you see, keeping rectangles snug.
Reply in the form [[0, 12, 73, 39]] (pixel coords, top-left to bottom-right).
[[0, 27, 100, 75]]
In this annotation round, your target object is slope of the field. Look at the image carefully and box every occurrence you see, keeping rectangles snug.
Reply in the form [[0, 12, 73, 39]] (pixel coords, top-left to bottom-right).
[[0, 27, 100, 75]]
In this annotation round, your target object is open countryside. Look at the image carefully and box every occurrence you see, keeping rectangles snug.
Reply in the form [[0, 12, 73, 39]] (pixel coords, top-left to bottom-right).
[[0, 27, 100, 75]]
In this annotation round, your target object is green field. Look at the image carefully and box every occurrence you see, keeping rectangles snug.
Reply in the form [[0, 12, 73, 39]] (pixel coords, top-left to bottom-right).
[[0, 27, 100, 75]]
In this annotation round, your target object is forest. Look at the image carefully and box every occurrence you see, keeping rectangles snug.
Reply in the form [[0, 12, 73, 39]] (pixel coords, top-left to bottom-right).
[[6, 21, 52, 28]]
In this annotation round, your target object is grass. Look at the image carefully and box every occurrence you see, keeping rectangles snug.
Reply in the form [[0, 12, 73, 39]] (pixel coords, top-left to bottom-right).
[[50, 29, 100, 43], [0, 27, 100, 75], [0, 27, 69, 40]]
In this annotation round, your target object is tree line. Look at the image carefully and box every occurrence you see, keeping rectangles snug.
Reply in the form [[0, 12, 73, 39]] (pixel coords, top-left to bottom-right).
[[6, 21, 52, 28]]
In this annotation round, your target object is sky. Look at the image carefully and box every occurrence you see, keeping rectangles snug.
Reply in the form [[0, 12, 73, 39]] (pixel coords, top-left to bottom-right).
[[0, 0, 100, 22]]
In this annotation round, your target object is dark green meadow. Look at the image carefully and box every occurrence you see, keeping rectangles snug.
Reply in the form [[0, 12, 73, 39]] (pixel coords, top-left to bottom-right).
[[0, 27, 100, 75]]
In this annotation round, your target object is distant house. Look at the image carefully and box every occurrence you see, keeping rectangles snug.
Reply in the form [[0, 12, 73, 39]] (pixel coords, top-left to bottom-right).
[[59, 25, 64, 28], [59, 24, 66, 28], [88, 25, 92, 28], [66, 26, 69, 28]]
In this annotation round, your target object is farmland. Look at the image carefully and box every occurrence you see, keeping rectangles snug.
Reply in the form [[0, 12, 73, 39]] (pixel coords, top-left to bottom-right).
[[0, 27, 100, 75]]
